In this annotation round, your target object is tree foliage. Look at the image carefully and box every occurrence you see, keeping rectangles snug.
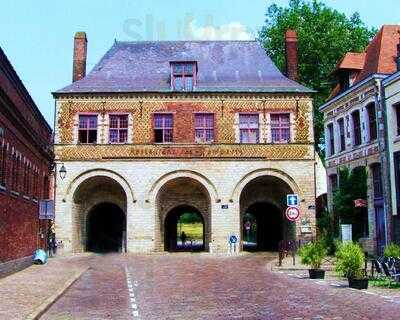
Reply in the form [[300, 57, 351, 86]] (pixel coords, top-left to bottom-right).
[[258, 0, 376, 154], [333, 166, 368, 241]]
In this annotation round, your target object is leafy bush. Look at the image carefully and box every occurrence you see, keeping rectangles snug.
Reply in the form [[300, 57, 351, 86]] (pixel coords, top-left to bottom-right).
[[384, 243, 400, 258], [299, 241, 327, 269], [335, 242, 365, 278]]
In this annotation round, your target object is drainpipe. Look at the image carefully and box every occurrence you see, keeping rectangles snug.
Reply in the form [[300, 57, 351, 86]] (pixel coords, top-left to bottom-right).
[[375, 79, 392, 245]]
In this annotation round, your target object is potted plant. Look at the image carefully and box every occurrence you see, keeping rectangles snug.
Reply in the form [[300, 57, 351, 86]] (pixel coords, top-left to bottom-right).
[[335, 242, 368, 289], [299, 241, 327, 279]]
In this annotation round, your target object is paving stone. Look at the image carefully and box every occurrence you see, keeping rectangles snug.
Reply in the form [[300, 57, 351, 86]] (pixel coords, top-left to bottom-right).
[[41, 253, 400, 319]]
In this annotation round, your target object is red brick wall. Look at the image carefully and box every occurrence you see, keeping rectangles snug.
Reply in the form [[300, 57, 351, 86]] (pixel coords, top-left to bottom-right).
[[0, 48, 52, 264], [152, 102, 217, 143]]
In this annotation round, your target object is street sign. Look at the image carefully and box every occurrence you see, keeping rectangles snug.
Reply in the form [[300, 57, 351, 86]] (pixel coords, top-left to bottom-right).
[[229, 235, 238, 244], [287, 194, 299, 207], [39, 199, 55, 220], [244, 221, 251, 231], [221, 204, 229, 209], [285, 206, 300, 221]]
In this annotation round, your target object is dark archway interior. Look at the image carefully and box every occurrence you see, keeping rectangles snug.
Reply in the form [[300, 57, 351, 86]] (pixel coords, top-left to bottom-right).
[[86, 202, 126, 253], [164, 205, 205, 252], [240, 175, 296, 252], [243, 202, 283, 251]]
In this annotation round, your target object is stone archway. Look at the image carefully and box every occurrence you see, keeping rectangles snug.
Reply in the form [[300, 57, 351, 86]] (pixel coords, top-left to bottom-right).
[[86, 202, 126, 253], [240, 175, 296, 251], [71, 176, 127, 253], [156, 177, 211, 252]]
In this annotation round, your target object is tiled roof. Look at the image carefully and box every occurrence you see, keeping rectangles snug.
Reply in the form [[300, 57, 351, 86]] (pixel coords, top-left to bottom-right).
[[355, 25, 400, 82], [56, 40, 313, 94], [336, 52, 366, 70], [327, 25, 400, 100]]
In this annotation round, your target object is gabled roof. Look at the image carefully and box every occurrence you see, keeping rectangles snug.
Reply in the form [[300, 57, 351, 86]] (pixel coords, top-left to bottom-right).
[[355, 25, 400, 82], [55, 40, 313, 94], [327, 25, 400, 101]]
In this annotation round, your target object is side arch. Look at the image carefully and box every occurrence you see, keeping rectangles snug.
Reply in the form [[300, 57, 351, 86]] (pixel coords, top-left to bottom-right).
[[65, 168, 135, 205], [147, 170, 219, 204], [230, 168, 302, 203]]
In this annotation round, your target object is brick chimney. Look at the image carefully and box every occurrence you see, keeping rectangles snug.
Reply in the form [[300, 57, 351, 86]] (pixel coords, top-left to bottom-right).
[[72, 32, 87, 82], [285, 30, 298, 81]]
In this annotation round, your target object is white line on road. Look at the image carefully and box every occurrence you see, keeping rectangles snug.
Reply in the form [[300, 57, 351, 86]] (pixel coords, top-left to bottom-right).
[[125, 266, 140, 318]]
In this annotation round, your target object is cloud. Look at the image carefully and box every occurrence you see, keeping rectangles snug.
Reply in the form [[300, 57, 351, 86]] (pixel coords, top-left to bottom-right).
[[188, 21, 254, 41]]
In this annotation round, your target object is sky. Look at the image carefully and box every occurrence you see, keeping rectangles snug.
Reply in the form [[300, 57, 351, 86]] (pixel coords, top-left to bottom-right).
[[0, 0, 399, 127]]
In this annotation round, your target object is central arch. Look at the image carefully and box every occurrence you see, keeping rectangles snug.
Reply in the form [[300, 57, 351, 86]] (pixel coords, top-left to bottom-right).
[[240, 175, 296, 251], [164, 205, 205, 252], [156, 176, 211, 252]]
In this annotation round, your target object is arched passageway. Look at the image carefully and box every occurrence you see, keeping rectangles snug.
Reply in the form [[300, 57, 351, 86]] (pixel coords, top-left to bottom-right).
[[240, 175, 296, 251], [156, 177, 211, 252], [71, 175, 127, 253], [86, 202, 126, 253], [164, 205, 205, 252]]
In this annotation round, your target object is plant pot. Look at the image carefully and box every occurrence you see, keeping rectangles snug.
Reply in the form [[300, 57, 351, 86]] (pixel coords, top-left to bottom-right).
[[309, 269, 325, 279], [348, 277, 368, 290]]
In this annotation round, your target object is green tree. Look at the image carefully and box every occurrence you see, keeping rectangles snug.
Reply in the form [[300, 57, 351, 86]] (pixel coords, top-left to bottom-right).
[[258, 0, 376, 154], [333, 166, 368, 241]]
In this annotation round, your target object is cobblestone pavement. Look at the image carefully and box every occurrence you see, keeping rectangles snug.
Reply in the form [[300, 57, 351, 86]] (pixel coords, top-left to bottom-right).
[[41, 253, 400, 320], [0, 254, 89, 320]]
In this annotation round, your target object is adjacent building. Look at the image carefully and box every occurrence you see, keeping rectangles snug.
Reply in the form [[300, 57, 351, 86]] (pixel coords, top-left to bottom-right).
[[0, 47, 53, 275], [53, 31, 318, 254], [382, 68, 400, 242], [320, 25, 400, 254]]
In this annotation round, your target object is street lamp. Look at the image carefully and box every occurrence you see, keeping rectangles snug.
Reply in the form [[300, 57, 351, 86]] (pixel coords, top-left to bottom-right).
[[59, 163, 67, 180]]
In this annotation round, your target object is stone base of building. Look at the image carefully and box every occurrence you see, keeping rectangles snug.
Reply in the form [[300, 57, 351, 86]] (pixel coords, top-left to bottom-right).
[[55, 160, 317, 255]]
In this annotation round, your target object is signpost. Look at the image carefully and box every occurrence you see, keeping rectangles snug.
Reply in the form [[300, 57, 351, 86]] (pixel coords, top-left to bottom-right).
[[39, 200, 55, 220], [287, 194, 299, 207], [285, 206, 300, 222], [228, 234, 238, 254]]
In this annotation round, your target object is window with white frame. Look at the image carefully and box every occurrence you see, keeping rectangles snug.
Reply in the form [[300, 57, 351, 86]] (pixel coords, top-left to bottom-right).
[[78, 115, 98, 144], [195, 113, 214, 143], [109, 114, 128, 143], [239, 114, 259, 143], [154, 113, 173, 143], [271, 113, 290, 143], [171, 62, 196, 91]]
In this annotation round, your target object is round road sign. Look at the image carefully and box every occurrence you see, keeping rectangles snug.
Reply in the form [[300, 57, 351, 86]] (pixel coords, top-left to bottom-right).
[[285, 206, 300, 221], [229, 235, 238, 244]]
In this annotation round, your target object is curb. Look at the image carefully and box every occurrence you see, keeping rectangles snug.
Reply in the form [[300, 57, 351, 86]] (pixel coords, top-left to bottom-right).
[[25, 266, 89, 320]]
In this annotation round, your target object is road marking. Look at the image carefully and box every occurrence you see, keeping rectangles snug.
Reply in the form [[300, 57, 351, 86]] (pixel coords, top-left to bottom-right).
[[125, 266, 140, 319]]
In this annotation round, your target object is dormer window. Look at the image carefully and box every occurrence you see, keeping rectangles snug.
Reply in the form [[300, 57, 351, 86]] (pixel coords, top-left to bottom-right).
[[171, 62, 196, 91]]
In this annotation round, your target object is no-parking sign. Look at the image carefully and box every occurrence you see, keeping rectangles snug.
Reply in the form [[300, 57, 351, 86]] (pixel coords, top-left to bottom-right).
[[285, 206, 300, 221]]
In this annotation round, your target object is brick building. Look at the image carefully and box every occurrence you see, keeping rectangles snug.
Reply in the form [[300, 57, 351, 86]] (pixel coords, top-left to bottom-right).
[[53, 31, 318, 254], [320, 25, 400, 254], [0, 47, 53, 274], [382, 67, 400, 242]]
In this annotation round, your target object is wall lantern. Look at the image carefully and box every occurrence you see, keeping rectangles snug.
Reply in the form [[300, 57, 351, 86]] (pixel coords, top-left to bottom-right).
[[59, 163, 67, 180]]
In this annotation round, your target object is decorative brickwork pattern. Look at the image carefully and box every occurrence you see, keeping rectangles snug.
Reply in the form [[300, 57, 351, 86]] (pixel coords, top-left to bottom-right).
[[55, 144, 312, 160], [56, 95, 312, 152]]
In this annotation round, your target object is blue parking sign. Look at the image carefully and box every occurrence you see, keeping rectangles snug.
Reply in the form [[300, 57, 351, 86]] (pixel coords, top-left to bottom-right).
[[287, 194, 299, 207]]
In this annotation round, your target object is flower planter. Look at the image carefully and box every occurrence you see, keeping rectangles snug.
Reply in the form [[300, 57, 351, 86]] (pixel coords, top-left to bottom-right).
[[308, 269, 325, 279], [348, 278, 368, 290]]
